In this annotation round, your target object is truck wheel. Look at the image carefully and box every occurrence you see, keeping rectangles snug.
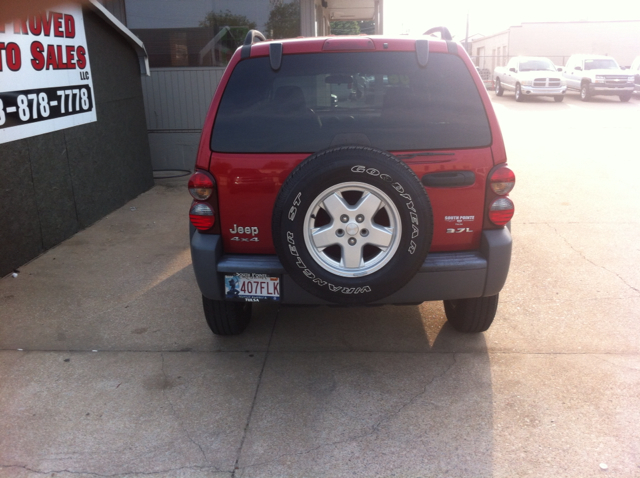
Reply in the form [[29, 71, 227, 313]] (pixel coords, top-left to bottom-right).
[[619, 93, 632, 102], [202, 296, 252, 335], [443, 294, 499, 333], [495, 78, 504, 96], [515, 84, 524, 102], [554, 96, 564, 102], [580, 83, 591, 101], [272, 146, 433, 304]]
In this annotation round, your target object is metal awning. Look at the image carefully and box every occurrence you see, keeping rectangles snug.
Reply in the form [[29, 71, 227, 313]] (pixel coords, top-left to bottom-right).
[[302, 0, 384, 36], [325, 0, 377, 21]]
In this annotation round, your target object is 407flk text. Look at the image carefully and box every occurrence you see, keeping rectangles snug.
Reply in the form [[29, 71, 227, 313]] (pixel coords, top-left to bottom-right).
[[0, 84, 93, 128]]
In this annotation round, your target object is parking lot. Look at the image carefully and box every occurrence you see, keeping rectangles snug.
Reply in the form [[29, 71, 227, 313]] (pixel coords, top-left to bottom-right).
[[1, 92, 639, 478]]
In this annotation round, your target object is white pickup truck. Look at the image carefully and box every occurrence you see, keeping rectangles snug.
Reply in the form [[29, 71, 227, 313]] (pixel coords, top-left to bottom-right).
[[563, 54, 634, 102], [494, 56, 566, 102]]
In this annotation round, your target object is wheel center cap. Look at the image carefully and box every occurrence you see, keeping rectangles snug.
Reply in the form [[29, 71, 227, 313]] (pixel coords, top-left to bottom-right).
[[346, 223, 359, 236]]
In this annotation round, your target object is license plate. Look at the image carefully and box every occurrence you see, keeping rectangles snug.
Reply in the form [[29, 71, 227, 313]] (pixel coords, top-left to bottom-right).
[[224, 273, 280, 301]]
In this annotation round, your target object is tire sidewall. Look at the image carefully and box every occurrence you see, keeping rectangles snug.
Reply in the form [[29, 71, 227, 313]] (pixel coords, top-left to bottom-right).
[[273, 147, 433, 304], [515, 84, 522, 101]]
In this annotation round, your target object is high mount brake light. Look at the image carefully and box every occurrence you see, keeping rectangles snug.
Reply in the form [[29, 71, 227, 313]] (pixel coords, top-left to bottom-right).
[[189, 172, 214, 200], [490, 167, 515, 195], [189, 202, 215, 231], [322, 38, 376, 51]]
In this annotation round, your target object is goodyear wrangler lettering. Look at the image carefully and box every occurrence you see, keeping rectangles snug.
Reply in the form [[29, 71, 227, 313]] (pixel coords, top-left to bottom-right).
[[351, 164, 419, 254]]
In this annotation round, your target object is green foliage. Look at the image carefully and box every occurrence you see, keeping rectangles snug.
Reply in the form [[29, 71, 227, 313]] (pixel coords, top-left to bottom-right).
[[201, 9, 257, 30], [330, 21, 360, 36], [266, 1, 301, 39]]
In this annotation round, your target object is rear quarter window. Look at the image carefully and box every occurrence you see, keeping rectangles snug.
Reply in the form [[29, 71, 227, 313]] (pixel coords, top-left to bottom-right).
[[211, 51, 491, 153]]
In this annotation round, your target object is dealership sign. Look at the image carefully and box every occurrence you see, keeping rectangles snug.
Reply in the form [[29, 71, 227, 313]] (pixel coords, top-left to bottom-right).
[[0, 4, 96, 144]]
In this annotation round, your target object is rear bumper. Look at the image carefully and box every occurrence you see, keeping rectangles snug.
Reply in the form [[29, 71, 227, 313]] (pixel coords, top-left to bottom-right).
[[190, 227, 512, 304]]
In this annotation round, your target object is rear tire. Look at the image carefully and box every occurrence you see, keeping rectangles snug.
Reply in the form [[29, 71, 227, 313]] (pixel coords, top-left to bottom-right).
[[202, 296, 252, 335], [495, 78, 504, 96], [444, 294, 499, 333], [580, 83, 591, 101]]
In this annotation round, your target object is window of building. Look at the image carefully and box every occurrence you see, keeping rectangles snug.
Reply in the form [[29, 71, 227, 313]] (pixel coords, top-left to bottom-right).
[[120, 0, 301, 68]]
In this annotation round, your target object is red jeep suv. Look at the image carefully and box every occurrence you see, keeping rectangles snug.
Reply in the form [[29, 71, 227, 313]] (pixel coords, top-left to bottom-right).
[[188, 29, 515, 335]]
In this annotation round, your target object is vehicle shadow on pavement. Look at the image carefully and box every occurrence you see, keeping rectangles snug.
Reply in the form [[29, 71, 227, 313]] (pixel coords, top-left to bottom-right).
[[230, 302, 494, 477]]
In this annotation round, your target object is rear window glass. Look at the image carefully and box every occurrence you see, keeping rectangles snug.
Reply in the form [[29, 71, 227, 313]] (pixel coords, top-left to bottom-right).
[[211, 51, 491, 153]]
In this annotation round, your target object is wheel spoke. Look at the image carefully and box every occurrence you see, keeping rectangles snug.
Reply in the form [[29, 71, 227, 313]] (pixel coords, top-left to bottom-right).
[[311, 226, 339, 249], [365, 225, 394, 248], [322, 192, 351, 219], [353, 192, 382, 218], [342, 244, 363, 269]]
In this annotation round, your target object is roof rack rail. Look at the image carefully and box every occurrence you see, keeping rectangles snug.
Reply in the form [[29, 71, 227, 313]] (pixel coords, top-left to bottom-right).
[[244, 30, 267, 45], [423, 26, 452, 41]]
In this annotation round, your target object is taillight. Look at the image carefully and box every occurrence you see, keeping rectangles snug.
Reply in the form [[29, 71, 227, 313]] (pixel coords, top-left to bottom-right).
[[486, 166, 515, 227], [188, 170, 219, 233], [490, 167, 515, 195], [189, 202, 215, 231], [188, 171, 214, 200], [489, 198, 514, 226]]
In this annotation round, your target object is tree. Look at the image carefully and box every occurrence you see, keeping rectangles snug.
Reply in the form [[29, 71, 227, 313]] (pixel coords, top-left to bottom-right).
[[266, 1, 300, 39], [200, 10, 257, 66], [200, 10, 257, 30], [330, 21, 360, 36]]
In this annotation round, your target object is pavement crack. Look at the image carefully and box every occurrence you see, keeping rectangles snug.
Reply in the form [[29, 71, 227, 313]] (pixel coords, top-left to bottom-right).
[[548, 223, 640, 295], [367, 353, 458, 434], [236, 353, 459, 473], [160, 353, 209, 465], [231, 307, 279, 478], [0, 464, 228, 477]]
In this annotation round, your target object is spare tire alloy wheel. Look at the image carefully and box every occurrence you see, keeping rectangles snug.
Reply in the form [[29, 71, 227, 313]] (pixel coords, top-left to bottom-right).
[[272, 146, 433, 304]]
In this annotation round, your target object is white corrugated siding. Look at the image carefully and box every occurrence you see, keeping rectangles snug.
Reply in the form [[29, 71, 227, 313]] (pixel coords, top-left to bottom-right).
[[140, 67, 226, 131]]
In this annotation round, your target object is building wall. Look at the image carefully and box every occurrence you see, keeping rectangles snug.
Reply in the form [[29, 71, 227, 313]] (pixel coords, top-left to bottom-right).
[[472, 21, 640, 68], [0, 8, 153, 277], [470, 31, 509, 72], [509, 21, 640, 66], [139, 67, 225, 171]]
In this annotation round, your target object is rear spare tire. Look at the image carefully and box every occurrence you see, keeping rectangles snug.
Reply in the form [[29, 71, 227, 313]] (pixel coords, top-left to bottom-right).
[[272, 146, 433, 304]]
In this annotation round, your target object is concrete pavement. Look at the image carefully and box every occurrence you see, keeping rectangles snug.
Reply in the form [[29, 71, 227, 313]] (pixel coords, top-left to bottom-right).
[[1, 96, 640, 477]]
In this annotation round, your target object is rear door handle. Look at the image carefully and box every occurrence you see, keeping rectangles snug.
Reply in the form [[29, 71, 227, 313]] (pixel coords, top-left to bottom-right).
[[422, 171, 476, 188]]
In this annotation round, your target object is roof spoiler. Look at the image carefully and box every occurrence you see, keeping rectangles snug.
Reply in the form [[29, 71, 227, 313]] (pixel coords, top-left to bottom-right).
[[241, 30, 282, 71], [423, 26, 453, 41], [244, 30, 266, 45]]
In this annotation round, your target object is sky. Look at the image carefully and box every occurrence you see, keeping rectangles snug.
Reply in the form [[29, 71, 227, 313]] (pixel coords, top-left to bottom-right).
[[384, 0, 640, 40]]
